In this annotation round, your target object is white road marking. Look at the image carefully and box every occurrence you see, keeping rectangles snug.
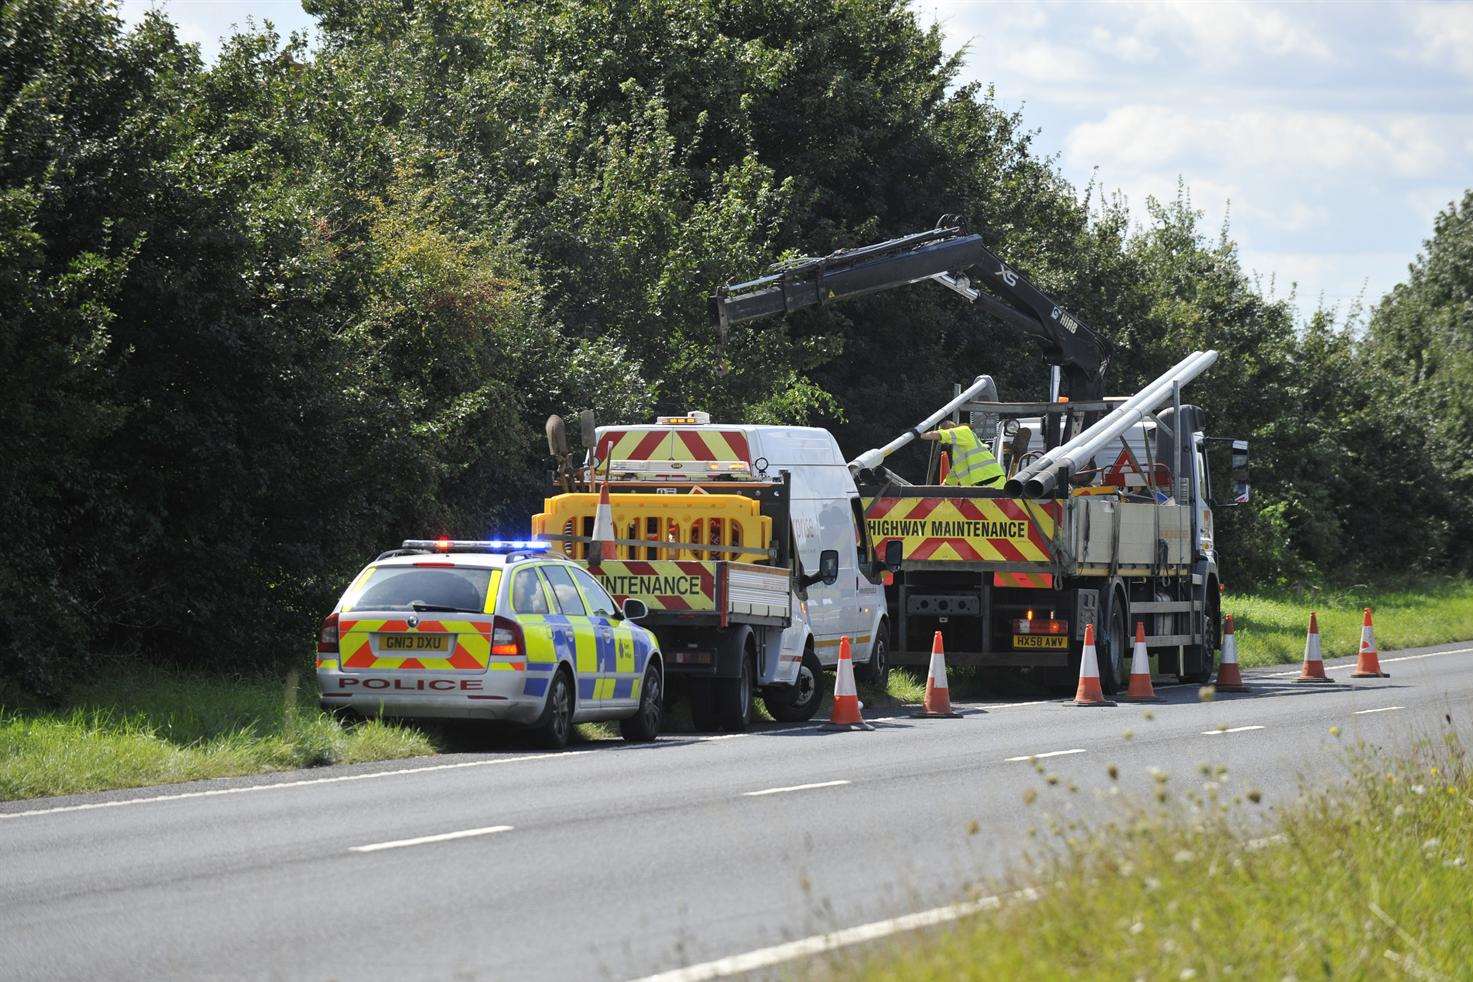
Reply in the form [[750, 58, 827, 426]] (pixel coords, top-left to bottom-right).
[[350, 825, 513, 853], [988, 700, 1048, 710], [1201, 725, 1265, 735], [743, 780, 850, 797], [0, 751, 596, 821], [1005, 748, 1087, 762], [631, 892, 1024, 982], [1263, 645, 1473, 677], [1354, 705, 1405, 716]]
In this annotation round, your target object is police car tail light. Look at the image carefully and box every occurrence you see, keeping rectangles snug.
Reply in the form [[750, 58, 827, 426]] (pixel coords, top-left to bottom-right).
[[490, 615, 525, 658], [317, 612, 340, 654]]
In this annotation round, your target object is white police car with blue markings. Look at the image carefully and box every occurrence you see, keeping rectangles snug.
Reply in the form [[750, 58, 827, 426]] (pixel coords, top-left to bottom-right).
[[316, 539, 663, 749]]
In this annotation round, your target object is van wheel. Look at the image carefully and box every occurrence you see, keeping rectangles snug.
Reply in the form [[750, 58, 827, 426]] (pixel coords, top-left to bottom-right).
[[855, 630, 889, 687], [716, 647, 755, 731], [620, 661, 662, 742], [531, 668, 575, 749], [764, 650, 824, 722]]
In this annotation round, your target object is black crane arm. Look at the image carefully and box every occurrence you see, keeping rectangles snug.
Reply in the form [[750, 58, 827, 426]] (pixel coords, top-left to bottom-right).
[[709, 221, 1110, 400]]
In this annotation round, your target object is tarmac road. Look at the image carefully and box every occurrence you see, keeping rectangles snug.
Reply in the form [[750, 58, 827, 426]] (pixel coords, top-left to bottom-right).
[[4, 642, 1472, 981]]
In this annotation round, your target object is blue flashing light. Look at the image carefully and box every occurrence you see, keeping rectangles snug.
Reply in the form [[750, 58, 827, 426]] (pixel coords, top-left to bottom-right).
[[401, 538, 550, 554]]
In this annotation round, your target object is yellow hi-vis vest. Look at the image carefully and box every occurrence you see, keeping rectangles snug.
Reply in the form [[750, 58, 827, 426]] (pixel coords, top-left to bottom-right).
[[936, 426, 1005, 488]]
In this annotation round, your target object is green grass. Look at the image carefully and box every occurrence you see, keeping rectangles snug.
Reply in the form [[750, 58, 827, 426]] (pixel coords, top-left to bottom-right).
[[1225, 577, 1473, 668], [0, 670, 435, 801], [842, 729, 1473, 979]]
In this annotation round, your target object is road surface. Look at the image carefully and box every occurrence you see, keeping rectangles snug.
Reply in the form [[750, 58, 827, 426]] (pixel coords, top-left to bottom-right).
[[4, 642, 1472, 981]]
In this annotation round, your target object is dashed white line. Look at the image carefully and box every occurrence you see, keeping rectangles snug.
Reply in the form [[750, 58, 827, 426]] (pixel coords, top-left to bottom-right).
[[1354, 705, 1406, 716], [1202, 725, 1266, 735], [987, 700, 1048, 710], [630, 892, 1024, 982], [0, 751, 595, 821], [743, 780, 851, 797], [1263, 645, 1473, 677], [1005, 748, 1087, 763], [351, 825, 514, 853]]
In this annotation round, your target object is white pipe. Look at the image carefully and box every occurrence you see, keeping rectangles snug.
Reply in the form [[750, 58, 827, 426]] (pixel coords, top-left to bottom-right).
[[1008, 350, 1209, 489], [849, 374, 999, 473], [1023, 350, 1219, 497]]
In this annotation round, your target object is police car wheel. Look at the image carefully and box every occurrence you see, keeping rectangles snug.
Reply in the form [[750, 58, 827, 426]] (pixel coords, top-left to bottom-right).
[[619, 662, 662, 742], [764, 650, 823, 723], [532, 669, 575, 750]]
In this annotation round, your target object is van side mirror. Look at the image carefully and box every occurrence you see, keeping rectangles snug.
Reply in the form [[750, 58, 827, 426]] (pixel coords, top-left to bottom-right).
[[818, 549, 839, 586], [619, 598, 648, 622], [883, 539, 903, 570]]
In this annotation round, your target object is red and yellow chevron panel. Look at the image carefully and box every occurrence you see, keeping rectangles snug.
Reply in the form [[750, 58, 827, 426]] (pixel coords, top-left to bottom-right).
[[337, 618, 492, 671], [994, 571, 1055, 589], [864, 496, 1061, 564], [596, 428, 751, 464], [592, 560, 717, 612]]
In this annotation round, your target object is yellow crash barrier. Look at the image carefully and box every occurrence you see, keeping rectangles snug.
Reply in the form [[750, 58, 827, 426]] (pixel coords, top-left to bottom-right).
[[533, 493, 771, 562]]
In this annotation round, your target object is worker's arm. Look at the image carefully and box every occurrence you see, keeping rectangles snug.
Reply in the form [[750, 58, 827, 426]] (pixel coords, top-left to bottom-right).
[[920, 428, 956, 445]]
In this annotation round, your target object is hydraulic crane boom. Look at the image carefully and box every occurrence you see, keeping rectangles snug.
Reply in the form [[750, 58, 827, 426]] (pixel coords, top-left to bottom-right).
[[709, 218, 1110, 400]]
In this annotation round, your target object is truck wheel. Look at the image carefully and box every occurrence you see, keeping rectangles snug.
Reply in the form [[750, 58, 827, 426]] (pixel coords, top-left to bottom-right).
[[1097, 601, 1127, 696], [764, 650, 824, 722], [531, 668, 575, 750], [619, 661, 663, 742], [1183, 586, 1219, 683], [716, 647, 755, 731], [687, 678, 720, 732], [855, 629, 890, 688]]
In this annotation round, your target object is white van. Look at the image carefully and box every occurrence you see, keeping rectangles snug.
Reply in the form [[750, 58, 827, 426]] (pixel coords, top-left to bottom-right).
[[536, 416, 892, 730]]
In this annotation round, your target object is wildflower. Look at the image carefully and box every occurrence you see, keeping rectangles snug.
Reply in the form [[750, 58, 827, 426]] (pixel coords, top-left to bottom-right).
[[1329, 725, 1341, 738], [1423, 838, 1440, 850], [1180, 969, 1197, 980], [1173, 849, 1195, 864], [1130, 921, 1144, 935], [1411, 785, 1426, 795]]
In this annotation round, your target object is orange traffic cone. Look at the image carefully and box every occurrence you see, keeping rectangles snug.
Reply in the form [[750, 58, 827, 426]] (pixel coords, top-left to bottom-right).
[[914, 631, 964, 718], [1351, 607, 1390, 678], [822, 636, 873, 730], [1071, 624, 1116, 707], [1295, 612, 1333, 683], [938, 451, 952, 484], [1214, 615, 1248, 692], [1122, 621, 1162, 702], [589, 475, 615, 569]]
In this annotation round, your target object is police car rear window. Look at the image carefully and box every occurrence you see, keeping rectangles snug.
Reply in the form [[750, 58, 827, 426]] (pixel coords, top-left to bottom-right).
[[343, 567, 491, 613]]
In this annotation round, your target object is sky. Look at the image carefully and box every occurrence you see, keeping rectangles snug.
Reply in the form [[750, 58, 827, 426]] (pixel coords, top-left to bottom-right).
[[120, 0, 1473, 320]]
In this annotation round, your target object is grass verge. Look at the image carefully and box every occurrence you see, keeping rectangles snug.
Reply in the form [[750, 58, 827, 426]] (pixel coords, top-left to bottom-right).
[[843, 729, 1473, 979], [0, 670, 435, 801], [1225, 577, 1473, 668]]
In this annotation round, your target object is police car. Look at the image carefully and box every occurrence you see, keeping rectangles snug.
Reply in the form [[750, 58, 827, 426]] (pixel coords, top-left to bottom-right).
[[316, 540, 664, 748]]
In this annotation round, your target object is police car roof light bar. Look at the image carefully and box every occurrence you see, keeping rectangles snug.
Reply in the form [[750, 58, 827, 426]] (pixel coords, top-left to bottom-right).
[[401, 539, 551, 554]]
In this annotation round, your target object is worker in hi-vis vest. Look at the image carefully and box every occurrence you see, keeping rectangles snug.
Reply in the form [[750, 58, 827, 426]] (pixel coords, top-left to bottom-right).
[[921, 424, 1005, 488]]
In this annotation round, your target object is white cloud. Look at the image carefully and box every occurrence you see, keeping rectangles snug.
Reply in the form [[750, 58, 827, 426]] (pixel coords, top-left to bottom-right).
[[1129, 1, 1333, 65], [1405, 1, 1473, 76], [996, 40, 1097, 83], [1088, 26, 1159, 64], [1065, 106, 1457, 181]]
